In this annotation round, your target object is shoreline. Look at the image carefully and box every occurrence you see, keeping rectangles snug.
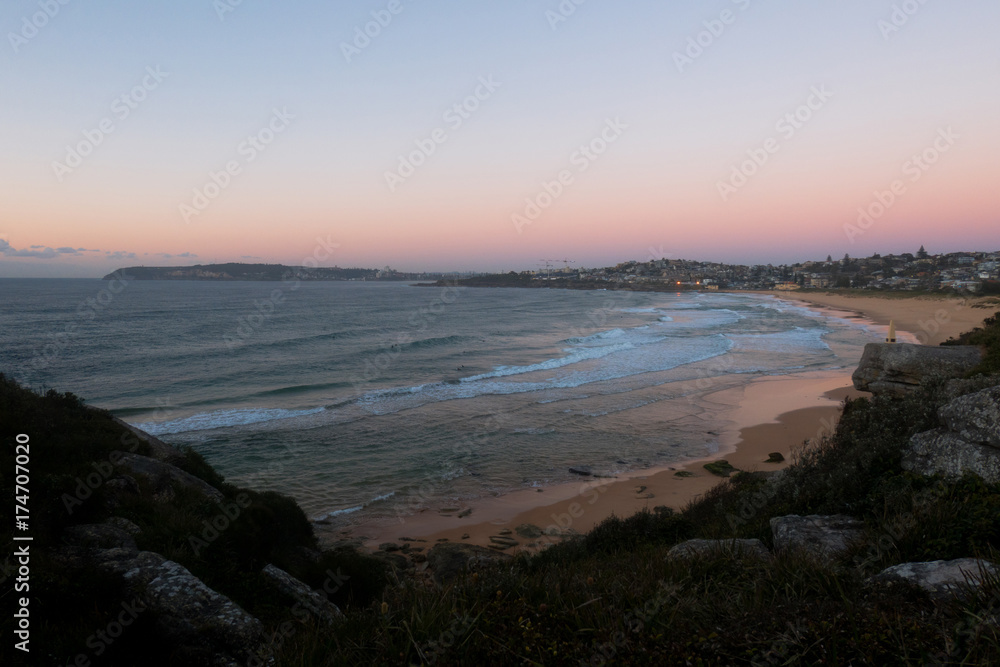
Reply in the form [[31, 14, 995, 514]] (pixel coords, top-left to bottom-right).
[[321, 372, 860, 555], [318, 293, 991, 556], [748, 290, 994, 346]]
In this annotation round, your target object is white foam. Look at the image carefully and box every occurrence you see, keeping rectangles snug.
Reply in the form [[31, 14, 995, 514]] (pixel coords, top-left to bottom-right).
[[135, 406, 325, 436]]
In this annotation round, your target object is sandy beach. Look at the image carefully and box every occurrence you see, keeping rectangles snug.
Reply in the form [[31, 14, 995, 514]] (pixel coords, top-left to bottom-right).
[[767, 291, 996, 346], [322, 294, 994, 556]]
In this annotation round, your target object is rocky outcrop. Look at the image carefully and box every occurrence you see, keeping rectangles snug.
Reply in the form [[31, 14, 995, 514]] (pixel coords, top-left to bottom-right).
[[770, 515, 863, 560], [939, 385, 1000, 446], [902, 384, 1000, 483], [852, 343, 982, 396], [64, 522, 138, 551], [97, 549, 265, 666], [666, 539, 769, 560], [114, 452, 224, 503], [261, 564, 343, 624], [874, 558, 998, 601], [426, 542, 512, 585], [903, 430, 1000, 483]]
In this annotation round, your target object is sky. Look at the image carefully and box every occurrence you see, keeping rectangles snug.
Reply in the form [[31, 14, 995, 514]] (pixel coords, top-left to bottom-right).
[[1, 0, 998, 277]]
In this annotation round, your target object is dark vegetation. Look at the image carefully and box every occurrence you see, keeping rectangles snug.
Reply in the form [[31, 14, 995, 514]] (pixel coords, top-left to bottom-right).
[[0, 375, 387, 666], [2, 312, 999, 665], [942, 311, 1000, 375]]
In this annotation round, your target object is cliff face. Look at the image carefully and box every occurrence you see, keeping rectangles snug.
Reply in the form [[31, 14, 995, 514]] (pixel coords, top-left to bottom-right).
[[852, 342, 983, 396]]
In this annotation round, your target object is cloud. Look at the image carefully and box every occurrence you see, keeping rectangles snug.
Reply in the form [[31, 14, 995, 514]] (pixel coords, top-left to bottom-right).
[[155, 251, 198, 259], [106, 251, 137, 261], [1, 239, 59, 259], [241, 255, 261, 260], [0, 240, 107, 260]]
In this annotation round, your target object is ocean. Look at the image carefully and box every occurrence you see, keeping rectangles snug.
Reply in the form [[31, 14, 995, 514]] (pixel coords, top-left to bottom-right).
[[0, 279, 881, 527]]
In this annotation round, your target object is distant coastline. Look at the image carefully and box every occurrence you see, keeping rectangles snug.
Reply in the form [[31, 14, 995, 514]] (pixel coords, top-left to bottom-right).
[[102, 263, 448, 282]]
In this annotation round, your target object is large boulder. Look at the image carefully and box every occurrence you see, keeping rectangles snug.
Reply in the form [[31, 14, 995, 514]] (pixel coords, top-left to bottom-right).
[[938, 385, 1000, 447], [98, 549, 265, 666], [666, 539, 769, 561], [770, 515, 863, 560], [261, 563, 343, 625], [114, 452, 224, 503], [902, 384, 1000, 483], [902, 430, 1000, 483], [874, 558, 998, 601], [426, 542, 512, 585], [852, 343, 982, 397]]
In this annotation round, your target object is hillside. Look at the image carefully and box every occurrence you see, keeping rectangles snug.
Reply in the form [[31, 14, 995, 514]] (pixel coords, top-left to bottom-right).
[[102, 263, 378, 281]]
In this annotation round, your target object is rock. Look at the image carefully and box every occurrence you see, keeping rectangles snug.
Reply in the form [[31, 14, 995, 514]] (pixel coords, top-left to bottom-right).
[[902, 429, 1000, 483], [770, 514, 863, 560], [109, 415, 187, 464], [457, 508, 472, 518], [261, 564, 342, 624], [569, 466, 593, 476], [766, 452, 785, 463], [852, 343, 982, 397], [703, 460, 737, 477], [874, 558, 999, 601], [938, 385, 1000, 448], [674, 470, 694, 478], [370, 551, 412, 572], [515, 524, 544, 539], [98, 550, 265, 665], [461, 533, 470, 540], [666, 539, 770, 560], [379, 542, 401, 552], [426, 543, 513, 585], [114, 452, 223, 503], [489, 536, 520, 548], [64, 523, 138, 552], [105, 517, 142, 536], [636, 492, 655, 499], [498, 528, 513, 536]]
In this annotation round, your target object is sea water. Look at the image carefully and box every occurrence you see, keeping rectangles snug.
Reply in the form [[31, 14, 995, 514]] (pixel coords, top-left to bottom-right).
[[0, 279, 881, 525]]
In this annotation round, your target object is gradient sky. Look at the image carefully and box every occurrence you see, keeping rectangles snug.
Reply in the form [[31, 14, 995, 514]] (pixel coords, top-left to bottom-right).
[[1, 0, 998, 277]]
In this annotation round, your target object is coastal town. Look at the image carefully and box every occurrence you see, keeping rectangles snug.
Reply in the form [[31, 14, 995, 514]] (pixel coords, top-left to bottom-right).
[[492, 247, 1000, 293]]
